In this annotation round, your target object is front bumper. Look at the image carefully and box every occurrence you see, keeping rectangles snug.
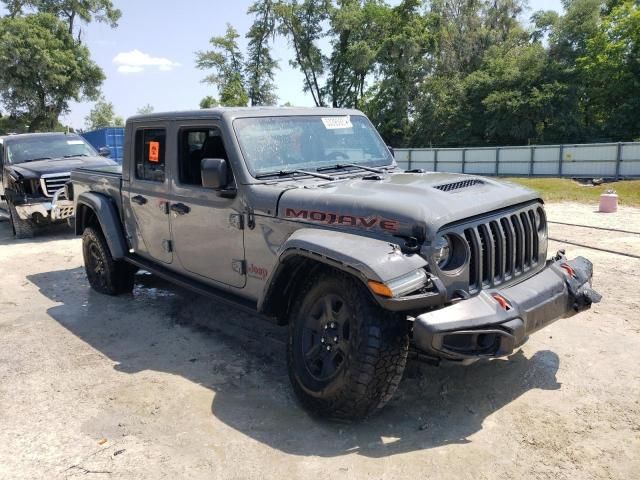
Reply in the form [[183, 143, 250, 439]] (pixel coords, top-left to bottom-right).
[[14, 188, 74, 222], [412, 253, 601, 361]]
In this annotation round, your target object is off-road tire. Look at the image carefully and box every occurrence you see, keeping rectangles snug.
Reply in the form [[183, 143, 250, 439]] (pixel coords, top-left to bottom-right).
[[82, 226, 136, 295], [287, 270, 409, 421], [8, 201, 35, 239]]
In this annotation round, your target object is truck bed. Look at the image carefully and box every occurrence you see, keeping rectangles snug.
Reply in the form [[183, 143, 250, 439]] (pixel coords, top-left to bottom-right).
[[71, 165, 124, 214]]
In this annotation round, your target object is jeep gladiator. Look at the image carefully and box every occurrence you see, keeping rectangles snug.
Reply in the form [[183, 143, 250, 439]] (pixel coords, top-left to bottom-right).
[[70, 108, 601, 420], [0, 132, 115, 238]]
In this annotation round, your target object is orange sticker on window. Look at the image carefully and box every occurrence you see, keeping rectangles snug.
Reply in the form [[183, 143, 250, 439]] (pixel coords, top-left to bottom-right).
[[148, 141, 160, 163]]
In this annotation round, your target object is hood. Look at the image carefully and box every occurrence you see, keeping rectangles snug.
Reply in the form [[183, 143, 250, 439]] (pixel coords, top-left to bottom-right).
[[277, 172, 540, 241], [6, 156, 117, 179]]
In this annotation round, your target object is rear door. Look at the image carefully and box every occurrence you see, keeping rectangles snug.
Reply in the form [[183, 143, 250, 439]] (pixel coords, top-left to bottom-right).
[[122, 126, 173, 264], [168, 124, 246, 288]]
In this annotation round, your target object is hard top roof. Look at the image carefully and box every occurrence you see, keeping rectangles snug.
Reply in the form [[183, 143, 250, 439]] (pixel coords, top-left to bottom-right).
[[0, 132, 81, 143]]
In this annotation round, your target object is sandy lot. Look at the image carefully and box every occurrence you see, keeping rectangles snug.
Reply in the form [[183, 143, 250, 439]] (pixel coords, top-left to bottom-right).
[[1, 202, 639, 480]]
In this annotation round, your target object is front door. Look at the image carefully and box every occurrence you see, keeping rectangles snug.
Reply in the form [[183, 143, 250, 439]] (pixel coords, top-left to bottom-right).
[[123, 126, 173, 264], [168, 125, 245, 288]]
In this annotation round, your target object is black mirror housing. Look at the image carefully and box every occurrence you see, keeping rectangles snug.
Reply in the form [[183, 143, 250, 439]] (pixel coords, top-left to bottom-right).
[[201, 158, 228, 190], [98, 146, 111, 157]]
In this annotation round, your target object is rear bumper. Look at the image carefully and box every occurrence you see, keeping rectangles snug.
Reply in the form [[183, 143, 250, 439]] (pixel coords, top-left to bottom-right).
[[412, 253, 601, 361]]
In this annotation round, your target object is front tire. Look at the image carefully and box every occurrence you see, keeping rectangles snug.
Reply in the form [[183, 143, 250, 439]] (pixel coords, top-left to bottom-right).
[[82, 226, 136, 295], [287, 270, 409, 421], [8, 202, 35, 239]]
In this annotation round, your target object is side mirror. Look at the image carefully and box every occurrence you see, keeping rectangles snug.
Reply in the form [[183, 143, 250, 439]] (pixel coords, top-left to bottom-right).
[[201, 158, 228, 190], [387, 145, 395, 158], [98, 146, 111, 157]]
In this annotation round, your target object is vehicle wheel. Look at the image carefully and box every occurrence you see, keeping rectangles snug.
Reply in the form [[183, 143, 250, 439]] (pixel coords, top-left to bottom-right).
[[82, 226, 136, 295], [287, 270, 410, 421], [8, 201, 35, 239]]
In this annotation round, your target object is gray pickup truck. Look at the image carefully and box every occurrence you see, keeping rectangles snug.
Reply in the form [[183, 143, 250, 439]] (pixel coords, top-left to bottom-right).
[[70, 108, 601, 420]]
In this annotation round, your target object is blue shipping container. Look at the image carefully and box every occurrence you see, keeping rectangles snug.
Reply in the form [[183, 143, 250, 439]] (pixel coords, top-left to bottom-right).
[[82, 127, 125, 163]]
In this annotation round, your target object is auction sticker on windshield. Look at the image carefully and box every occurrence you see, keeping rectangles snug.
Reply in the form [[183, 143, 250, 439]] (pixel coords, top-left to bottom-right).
[[322, 116, 352, 130], [67, 140, 85, 145]]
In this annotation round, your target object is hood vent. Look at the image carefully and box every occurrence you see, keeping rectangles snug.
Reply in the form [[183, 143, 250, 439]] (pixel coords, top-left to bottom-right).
[[434, 179, 483, 192]]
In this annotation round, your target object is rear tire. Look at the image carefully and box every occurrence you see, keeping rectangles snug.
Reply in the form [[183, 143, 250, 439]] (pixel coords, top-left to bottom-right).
[[8, 202, 35, 239], [82, 226, 136, 295], [287, 270, 409, 421]]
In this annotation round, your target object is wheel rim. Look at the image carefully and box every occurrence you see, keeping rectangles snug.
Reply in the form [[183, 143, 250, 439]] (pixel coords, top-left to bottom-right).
[[301, 293, 352, 382], [87, 242, 108, 289]]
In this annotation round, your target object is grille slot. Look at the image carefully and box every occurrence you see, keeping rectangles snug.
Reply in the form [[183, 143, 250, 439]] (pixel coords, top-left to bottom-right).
[[40, 173, 70, 197], [433, 179, 483, 192], [462, 206, 542, 292]]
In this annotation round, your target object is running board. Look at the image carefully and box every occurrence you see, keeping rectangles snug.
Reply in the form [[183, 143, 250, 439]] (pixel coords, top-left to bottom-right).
[[125, 254, 274, 321]]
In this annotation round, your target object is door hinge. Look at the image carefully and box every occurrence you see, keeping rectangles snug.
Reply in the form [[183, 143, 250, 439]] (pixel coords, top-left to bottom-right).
[[229, 213, 244, 230], [246, 208, 255, 230], [232, 259, 246, 275], [162, 239, 173, 253]]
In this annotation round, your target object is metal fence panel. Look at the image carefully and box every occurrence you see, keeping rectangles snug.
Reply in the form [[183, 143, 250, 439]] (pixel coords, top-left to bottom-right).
[[395, 142, 640, 178]]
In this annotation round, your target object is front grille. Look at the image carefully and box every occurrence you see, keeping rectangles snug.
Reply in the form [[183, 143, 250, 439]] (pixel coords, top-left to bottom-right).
[[40, 173, 70, 197], [462, 206, 542, 291], [434, 179, 483, 192]]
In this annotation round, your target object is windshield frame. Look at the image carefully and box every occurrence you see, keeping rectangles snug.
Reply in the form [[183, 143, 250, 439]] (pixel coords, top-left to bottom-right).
[[232, 114, 395, 179], [5, 135, 98, 165]]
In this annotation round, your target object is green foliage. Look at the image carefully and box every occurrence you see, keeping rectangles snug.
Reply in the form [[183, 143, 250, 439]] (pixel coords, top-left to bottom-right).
[[85, 97, 122, 130], [136, 104, 154, 115], [196, 24, 249, 107], [199, 96, 219, 109], [0, 13, 104, 132], [246, 0, 279, 105]]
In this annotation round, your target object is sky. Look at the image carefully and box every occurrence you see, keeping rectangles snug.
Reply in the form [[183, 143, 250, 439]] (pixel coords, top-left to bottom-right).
[[5, 0, 565, 129]]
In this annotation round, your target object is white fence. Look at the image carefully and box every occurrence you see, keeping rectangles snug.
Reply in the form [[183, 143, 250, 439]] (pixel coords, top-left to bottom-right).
[[394, 142, 640, 178]]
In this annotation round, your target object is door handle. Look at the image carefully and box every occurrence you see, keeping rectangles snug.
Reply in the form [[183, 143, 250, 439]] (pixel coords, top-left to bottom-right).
[[131, 195, 147, 205], [170, 203, 191, 215]]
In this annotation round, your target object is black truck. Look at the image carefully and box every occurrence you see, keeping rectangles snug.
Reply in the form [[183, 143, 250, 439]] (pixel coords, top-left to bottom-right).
[[69, 108, 601, 420], [0, 132, 115, 238]]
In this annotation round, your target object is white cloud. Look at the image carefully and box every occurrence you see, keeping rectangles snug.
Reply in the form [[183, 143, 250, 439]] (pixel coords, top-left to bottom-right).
[[113, 49, 180, 74]]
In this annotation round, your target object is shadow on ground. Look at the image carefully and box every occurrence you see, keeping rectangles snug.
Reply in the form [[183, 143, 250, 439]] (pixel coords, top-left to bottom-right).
[[28, 267, 561, 458]]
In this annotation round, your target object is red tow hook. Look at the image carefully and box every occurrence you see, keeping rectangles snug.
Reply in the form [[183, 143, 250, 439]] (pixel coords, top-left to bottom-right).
[[492, 293, 512, 311], [560, 263, 576, 278]]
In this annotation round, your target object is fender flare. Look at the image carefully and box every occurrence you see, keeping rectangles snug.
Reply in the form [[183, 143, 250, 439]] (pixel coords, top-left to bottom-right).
[[75, 192, 128, 260], [258, 228, 428, 313]]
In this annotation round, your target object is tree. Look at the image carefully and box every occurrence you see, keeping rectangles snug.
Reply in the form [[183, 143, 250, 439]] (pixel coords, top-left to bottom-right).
[[2, 0, 122, 39], [85, 97, 123, 130], [577, 0, 640, 140], [0, 13, 104, 131], [196, 24, 249, 107], [136, 104, 154, 115], [246, 0, 278, 105], [199, 96, 219, 109]]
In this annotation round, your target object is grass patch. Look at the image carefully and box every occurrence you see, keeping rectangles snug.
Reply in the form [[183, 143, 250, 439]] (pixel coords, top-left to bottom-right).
[[504, 178, 640, 207]]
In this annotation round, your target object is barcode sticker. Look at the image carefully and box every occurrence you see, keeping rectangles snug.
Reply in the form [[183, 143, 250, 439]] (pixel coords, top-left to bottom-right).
[[322, 116, 352, 130]]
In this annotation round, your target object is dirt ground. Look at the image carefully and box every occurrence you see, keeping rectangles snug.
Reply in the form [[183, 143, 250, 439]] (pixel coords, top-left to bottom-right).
[[1, 202, 639, 480]]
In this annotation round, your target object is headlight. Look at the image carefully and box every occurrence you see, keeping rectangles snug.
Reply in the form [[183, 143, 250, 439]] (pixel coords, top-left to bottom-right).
[[433, 235, 452, 268], [368, 269, 428, 298]]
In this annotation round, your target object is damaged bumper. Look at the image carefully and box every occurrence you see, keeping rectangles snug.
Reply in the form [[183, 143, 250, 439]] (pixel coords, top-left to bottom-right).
[[412, 253, 601, 361], [14, 188, 74, 222]]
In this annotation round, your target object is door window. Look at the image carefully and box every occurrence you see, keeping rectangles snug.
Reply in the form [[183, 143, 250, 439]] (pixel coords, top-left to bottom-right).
[[178, 127, 228, 186], [135, 128, 166, 182]]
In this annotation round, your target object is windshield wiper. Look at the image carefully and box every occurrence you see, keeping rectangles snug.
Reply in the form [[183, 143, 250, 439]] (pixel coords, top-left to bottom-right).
[[317, 163, 387, 174], [256, 169, 336, 181], [64, 153, 89, 158]]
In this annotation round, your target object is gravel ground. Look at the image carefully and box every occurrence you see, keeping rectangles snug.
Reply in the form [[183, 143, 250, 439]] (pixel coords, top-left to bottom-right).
[[0, 202, 639, 480]]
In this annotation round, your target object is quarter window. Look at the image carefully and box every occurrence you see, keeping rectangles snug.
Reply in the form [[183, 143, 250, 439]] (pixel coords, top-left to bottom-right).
[[135, 128, 166, 182]]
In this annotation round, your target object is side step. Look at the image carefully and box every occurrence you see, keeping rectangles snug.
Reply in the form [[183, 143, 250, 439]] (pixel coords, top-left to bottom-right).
[[125, 254, 274, 321]]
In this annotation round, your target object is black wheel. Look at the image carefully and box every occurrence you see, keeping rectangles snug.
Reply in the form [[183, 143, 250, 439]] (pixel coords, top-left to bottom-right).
[[8, 201, 35, 239], [82, 226, 136, 295], [287, 270, 409, 421]]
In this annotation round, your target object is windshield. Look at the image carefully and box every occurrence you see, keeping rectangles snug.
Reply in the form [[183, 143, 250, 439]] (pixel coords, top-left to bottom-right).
[[233, 115, 393, 176], [6, 136, 97, 164]]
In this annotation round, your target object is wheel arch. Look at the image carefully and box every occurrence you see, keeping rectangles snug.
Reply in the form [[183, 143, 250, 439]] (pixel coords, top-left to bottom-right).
[[258, 228, 428, 324], [75, 192, 128, 260]]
